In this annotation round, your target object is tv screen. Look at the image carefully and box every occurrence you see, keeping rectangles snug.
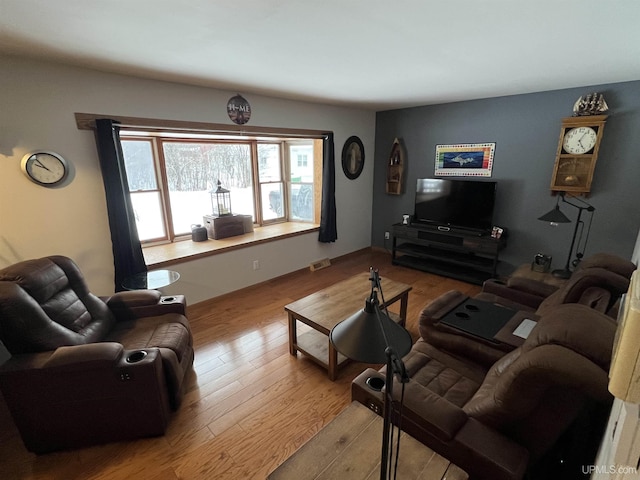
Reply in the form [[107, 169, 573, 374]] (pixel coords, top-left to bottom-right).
[[413, 178, 497, 233]]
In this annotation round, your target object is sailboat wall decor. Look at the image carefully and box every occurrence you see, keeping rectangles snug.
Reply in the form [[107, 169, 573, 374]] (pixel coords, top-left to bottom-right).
[[386, 138, 404, 195]]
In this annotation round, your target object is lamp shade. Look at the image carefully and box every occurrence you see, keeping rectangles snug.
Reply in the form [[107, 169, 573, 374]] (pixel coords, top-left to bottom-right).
[[330, 299, 412, 364], [537, 205, 571, 223]]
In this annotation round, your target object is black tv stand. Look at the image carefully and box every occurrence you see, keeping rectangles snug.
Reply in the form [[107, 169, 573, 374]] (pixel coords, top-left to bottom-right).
[[418, 223, 486, 237], [392, 223, 507, 285]]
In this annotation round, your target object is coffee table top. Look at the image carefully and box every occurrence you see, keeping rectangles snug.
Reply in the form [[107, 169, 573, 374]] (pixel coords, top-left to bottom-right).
[[285, 272, 412, 334]]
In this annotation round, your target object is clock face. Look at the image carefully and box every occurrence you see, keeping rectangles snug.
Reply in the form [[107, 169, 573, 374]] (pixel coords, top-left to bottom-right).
[[562, 126, 598, 155], [21, 151, 69, 186]]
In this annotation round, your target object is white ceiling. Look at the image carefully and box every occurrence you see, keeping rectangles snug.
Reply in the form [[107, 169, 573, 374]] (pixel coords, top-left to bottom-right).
[[1, 0, 640, 110]]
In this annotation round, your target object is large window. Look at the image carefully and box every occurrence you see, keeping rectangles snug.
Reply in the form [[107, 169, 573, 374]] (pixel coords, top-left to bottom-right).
[[120, 131, 320, 243]]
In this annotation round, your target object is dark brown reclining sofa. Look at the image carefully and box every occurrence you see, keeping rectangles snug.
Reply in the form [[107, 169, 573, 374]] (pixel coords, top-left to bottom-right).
[[352, 303, 617, 480], [421, 253, 635, 369]]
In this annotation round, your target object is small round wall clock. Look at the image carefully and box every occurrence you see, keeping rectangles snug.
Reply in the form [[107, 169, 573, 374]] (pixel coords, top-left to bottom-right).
[[21, 151, 69, 187]]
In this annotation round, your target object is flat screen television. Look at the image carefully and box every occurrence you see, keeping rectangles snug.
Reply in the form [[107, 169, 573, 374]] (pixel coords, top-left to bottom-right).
[[413, 178, 497, 233]]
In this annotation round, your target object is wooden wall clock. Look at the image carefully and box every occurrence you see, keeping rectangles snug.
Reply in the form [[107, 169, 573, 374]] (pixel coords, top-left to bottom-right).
[[550, 114, 607, 195]]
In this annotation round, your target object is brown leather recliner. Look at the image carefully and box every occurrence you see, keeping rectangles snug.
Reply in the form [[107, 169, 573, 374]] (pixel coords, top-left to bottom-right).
[[0, 255, 194, 453], [352, 304, 616, 480]]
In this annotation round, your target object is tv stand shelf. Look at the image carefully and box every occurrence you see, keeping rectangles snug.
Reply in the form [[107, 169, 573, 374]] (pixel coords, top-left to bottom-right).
[[392, 224, 506, 284]]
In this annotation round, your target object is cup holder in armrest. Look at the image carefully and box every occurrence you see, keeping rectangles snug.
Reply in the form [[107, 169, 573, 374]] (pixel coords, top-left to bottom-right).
[[126, 350, 148, 363], [366, 376, 385, 392], [161, 296, 176, 303]]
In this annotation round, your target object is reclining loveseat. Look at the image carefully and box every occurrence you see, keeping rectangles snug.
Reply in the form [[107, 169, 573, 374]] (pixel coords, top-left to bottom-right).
[[0, 255, 194, 453], [420, 253, 635, 368]]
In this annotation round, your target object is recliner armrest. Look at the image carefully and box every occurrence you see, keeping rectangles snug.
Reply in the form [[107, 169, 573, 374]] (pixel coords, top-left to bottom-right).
[[105, 289, 162, 306], [105, 291, 187, 319], [44, 342, 124, 371], [353, 368, 467, 440], [0, 343, 171, 453]]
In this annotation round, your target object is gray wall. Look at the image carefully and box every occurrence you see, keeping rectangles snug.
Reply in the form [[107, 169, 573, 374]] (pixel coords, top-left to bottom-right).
[[0, 56, 376, 302], [372, 81, 640, 274]]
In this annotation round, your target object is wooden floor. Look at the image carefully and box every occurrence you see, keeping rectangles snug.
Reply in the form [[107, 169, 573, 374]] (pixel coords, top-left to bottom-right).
[[0, 249, 481, 480]]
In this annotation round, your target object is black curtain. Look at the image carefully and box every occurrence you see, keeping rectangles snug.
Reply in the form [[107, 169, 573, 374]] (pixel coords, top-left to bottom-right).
[[94, 119, 147, 291], [318, 132, 338, 242]]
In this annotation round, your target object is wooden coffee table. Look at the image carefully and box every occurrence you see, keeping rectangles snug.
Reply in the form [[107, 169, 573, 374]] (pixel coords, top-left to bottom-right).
[[267, 401, 468, 479], [285, 272, 412, 380]]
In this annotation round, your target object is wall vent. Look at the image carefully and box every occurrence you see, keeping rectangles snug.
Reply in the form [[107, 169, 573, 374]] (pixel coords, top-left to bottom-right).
[[310, 258, 331, 271]]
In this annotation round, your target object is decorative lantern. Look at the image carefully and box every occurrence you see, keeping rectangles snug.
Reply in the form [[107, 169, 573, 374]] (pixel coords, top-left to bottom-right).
[[210, 180, 232, 217]]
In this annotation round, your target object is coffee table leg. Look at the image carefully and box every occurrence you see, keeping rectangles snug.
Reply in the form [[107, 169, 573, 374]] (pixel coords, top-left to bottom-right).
[[399, 293, 409, 327], [328, 341, 337, 381], [288, 313, 297, 356]]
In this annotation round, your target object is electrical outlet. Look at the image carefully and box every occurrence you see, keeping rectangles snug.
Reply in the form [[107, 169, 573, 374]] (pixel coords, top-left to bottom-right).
[[253, 260, 260, 270], [384, 231, 390, 240]]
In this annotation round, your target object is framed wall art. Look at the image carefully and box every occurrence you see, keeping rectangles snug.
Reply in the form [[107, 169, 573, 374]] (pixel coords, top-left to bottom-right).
[[341, 136, 365, 180], [434, 143, 495, 177]]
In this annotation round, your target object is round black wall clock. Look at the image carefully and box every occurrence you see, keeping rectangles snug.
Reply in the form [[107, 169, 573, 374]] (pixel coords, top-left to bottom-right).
[[21, 151, 69, 187], [227, 94, 251, 125], [341, 136, 365, 180]]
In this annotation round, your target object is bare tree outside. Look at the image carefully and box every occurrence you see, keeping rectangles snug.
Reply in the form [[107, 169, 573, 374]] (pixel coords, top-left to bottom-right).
[[163, 143, 252, 191]]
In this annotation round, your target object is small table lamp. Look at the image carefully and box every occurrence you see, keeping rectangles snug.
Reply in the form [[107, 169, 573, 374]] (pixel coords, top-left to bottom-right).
[[330, 268, 412, 480]]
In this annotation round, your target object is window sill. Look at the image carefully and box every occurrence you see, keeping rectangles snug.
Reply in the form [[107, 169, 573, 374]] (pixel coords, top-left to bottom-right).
[[143, 222, 320, 269]]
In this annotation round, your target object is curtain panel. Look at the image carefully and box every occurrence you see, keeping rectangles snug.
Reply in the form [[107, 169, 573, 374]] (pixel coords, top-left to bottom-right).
[[94, 119, 147, 291], [319, 132, 337, 242]]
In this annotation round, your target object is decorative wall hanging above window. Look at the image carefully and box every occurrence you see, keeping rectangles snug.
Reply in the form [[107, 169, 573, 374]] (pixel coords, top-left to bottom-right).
[[434, 143, 495, 177], [227, 94, 251, 125]]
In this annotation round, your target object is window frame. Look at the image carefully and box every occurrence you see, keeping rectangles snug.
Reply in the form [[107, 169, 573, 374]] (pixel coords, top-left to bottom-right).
[[119, 129, 321, 244], [120, 137, 170, 243]]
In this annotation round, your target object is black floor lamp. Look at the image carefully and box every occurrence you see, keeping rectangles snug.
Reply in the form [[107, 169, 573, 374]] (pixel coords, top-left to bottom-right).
[[538, 192, 595, 279], [330, 268, 412, 480]]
